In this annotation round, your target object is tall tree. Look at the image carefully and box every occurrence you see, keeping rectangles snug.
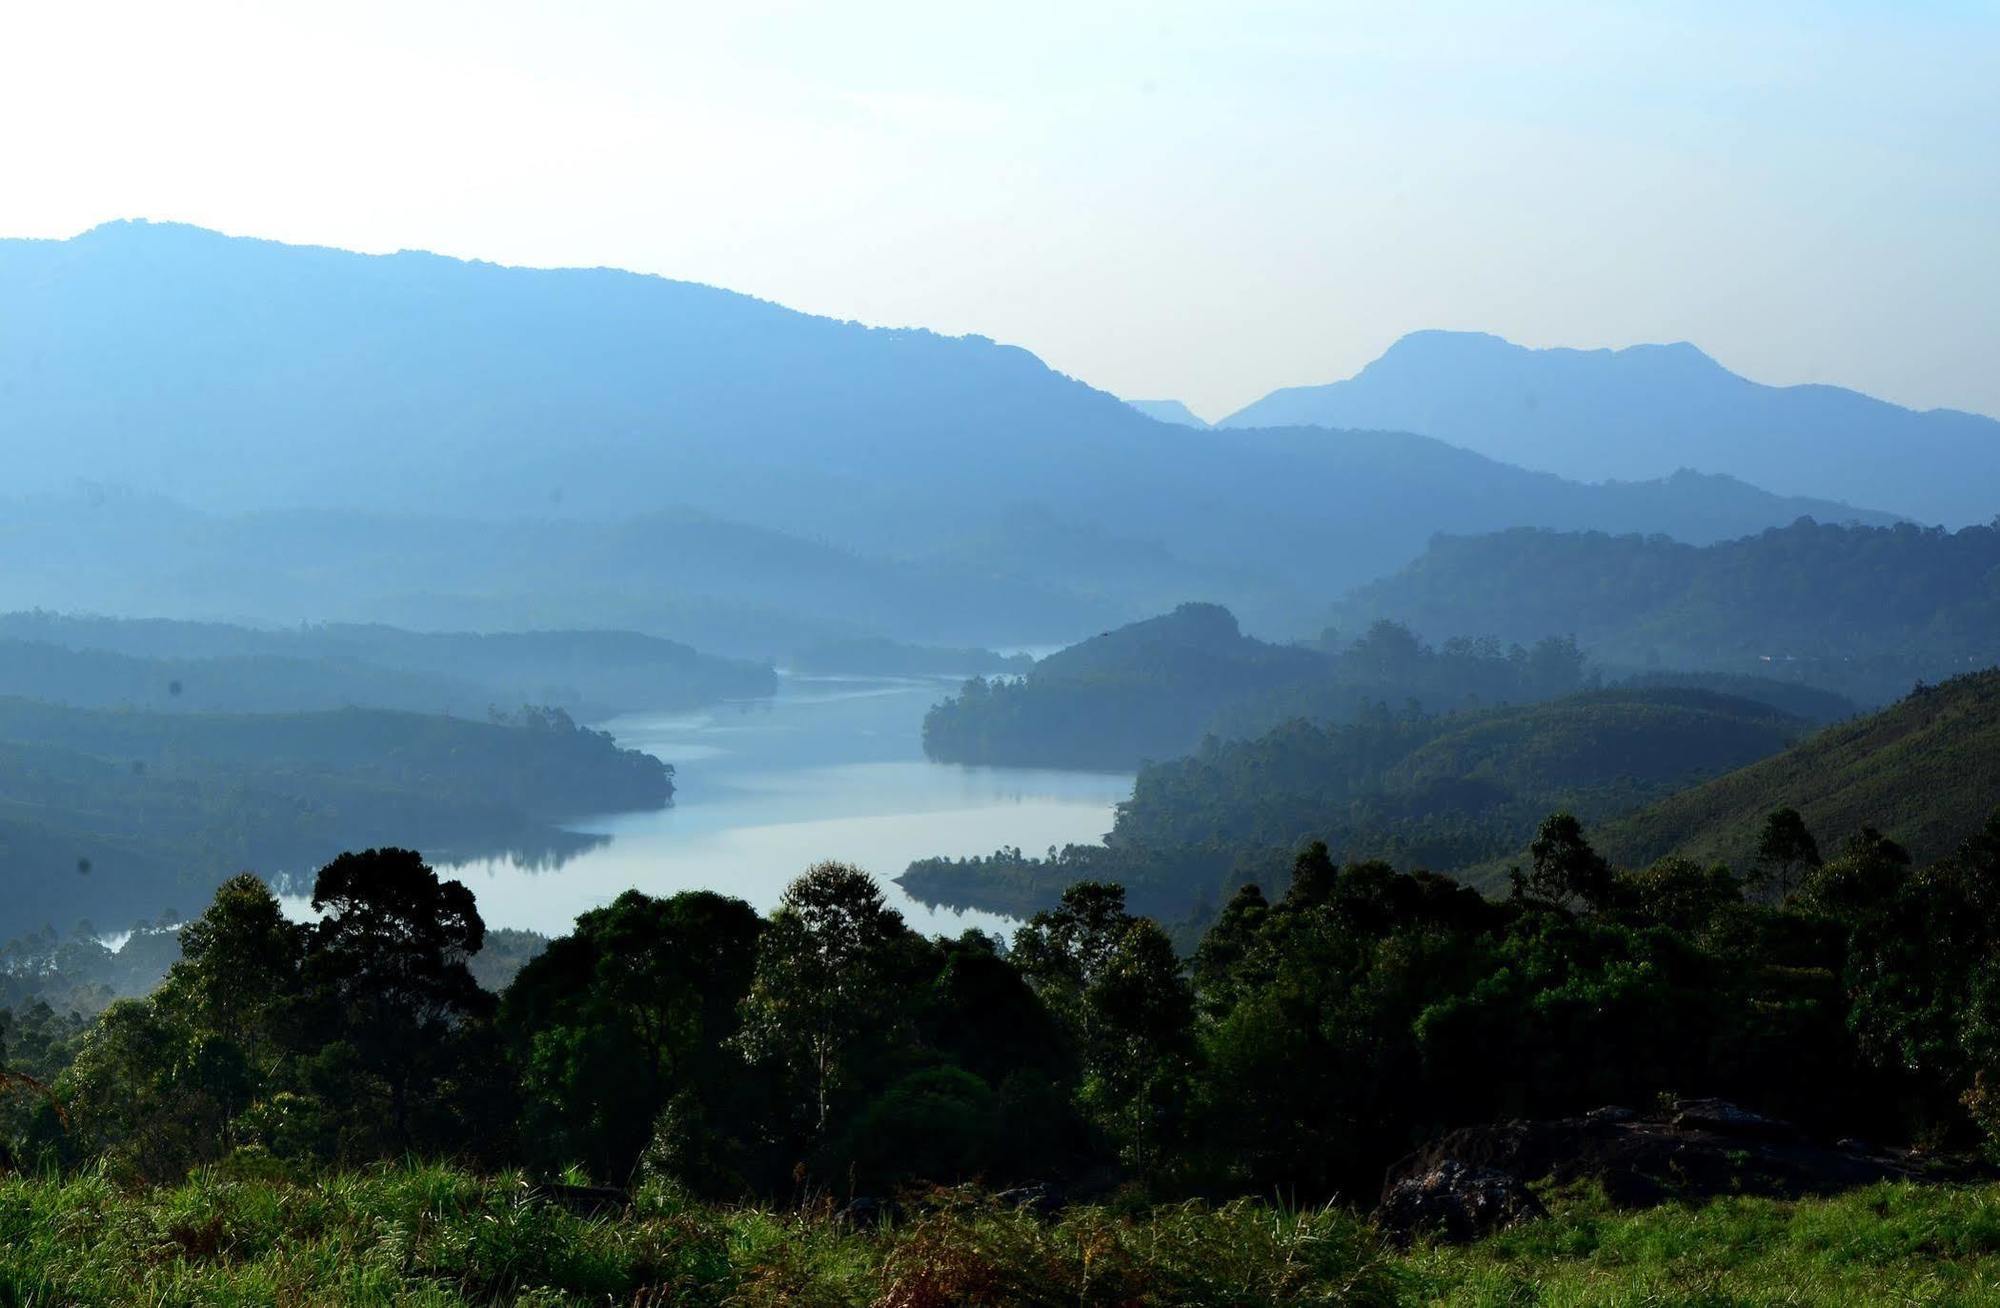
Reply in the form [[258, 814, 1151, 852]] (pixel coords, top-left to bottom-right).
[[735, 862, 908, 1137], [1751, 807, 1823, 901], [306, 848, 492, 1147], [502, 889, 762, 1179], [1518, 812, 1614, 913]]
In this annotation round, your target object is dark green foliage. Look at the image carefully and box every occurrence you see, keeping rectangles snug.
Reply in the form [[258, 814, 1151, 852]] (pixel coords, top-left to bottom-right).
[[306, 849, 496, 1150], [1751, 806, 1823, 901], [19, 799, 2000, 1221], [0, 696, 670, 938], [736, 862, 914, 1139], [904, 687, 1802, 922], [1517, 812, 1614, 912], [501, 889, 762, 1184]]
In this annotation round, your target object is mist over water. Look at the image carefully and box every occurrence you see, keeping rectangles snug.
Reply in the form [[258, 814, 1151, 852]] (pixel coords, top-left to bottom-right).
[[421, 673, 1131, 937]]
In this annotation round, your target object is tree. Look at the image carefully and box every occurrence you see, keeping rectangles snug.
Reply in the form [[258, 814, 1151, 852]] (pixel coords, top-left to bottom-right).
[[1283, 841, 1338, 908], [160, 873, 306, 1065], [1078, 919, 1195, 1179], [1751, 807, 1823, 901], [502, 889, 762, 1179], [1191, 882, 1269, 1020], [1518, 812, 1613, 913], [305, 848, 493, 1148], [1010, 880, 1136, 1013], [735, 862, 908, 1138]]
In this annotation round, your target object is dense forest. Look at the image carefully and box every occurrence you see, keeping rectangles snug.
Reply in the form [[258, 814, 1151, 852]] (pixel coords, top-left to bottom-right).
[[907, 686, 1808, 922], [9, 812, 2000, 1261], [1331, 518, 2000, 703], [0, 700, 670, 936]]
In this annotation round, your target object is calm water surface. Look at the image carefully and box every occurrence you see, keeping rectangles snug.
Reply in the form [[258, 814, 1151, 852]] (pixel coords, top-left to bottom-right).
[[436, 674, 1132, 937]]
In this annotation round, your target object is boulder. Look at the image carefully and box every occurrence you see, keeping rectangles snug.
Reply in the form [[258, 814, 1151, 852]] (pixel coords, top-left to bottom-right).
[[1376, 1159, 1548, 1245], [1379, 1098, 1981, 1222]]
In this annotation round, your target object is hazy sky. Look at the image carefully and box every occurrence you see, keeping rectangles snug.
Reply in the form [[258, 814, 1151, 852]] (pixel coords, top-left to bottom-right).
[[2, 1, 1994, 420]]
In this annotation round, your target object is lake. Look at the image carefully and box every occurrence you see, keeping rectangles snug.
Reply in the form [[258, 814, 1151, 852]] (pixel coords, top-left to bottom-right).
[[434, 673, 1133, 938]]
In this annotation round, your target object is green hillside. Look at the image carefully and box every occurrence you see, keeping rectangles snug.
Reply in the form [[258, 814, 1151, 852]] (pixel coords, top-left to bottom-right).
[[1600, 668, 2000, 870], [905, 687, 1804, 920]]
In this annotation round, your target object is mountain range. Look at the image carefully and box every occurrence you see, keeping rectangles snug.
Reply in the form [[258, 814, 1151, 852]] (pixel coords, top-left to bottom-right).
[[0, 222, 1916, 643], [1221, 330, 2000, 527]]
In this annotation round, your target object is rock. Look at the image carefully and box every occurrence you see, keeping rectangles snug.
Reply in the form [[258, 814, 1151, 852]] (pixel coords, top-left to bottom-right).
[[1379, 1098, 1984, 1219], [1376, 1159, 1548, 1245], [1587, 1105, 1637, 1124], [1669, 1097, 1799, 1140], [995, 1181, 1066, 1218]]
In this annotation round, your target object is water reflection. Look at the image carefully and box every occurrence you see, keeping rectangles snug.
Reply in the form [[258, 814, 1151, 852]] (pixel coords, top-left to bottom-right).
[[435, 674, 1132, 939]]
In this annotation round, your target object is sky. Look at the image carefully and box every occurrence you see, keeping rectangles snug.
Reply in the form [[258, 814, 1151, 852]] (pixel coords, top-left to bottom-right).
[[1, 1, 1994, 422]]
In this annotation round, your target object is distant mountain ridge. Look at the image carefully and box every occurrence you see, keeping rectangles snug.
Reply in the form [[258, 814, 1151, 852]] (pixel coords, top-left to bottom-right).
[[1326, 518, 2000, 704], [1125, 399, 1211, 427], [1222, 330, 2000, 527], [0, 224, 1905, 635]]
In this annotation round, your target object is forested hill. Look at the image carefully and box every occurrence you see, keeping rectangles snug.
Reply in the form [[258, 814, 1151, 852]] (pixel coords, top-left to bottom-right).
[[904, 686, 1804, 920], [0, 614, 776, 717], [921, 604, 1323, 770], [1221, 329, 2000, 527], [0, 223, 1897, 636], [1328, 519, 2000, 703], [922, 605, 1611, 771], [1600, 669, 2000, 872], [0, 700, 670, 936]]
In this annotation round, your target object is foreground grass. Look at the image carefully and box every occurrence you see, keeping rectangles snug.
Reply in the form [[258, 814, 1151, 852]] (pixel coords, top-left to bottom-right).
[[1408, 1182, 2000, 1306], [2, 1166, 1999, 1306]]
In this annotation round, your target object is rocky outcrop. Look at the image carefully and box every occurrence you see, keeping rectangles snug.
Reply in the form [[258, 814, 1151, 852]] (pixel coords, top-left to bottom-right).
[[1376, 1159, 1548, 1244], [1376, 1098, 1984, 1242]]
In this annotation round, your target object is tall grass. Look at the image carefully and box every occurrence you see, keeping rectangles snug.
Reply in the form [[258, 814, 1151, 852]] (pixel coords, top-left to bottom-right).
[[1406, 1182, 2000, 1306], [2, 1166, 1998, 1305]]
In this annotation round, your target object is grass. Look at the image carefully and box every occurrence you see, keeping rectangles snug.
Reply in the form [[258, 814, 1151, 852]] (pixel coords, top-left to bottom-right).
[[1406, 1182, 2000, 1306], [1, 1166, 1998, 1305]]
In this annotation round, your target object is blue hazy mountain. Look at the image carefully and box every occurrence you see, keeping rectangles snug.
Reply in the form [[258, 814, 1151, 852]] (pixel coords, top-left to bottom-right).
[[0, 224, 1903, 634], [1125, 398, 1211, 427], [1221, 330, 2000, 527]]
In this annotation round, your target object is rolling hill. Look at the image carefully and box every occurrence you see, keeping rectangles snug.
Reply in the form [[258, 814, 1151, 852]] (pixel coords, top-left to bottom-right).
[[0, 613, 775, 717], [1221, 329, 1999, 527], [1326, 518, 2000, 704], [905, 686, 1804, 920], [1599, 670, 2000, 872]]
